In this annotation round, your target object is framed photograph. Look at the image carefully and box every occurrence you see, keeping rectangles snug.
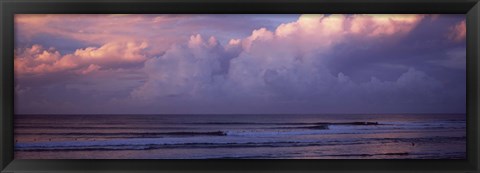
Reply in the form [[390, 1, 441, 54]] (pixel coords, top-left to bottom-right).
[[1, 0, 479, 172]]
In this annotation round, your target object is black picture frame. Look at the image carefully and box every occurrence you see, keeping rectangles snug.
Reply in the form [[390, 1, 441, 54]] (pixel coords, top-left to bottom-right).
[[1, 0, 479, 172]]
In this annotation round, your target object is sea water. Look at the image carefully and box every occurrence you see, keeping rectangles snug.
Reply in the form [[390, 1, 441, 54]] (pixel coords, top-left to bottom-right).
[[14, 114, 466, 159]]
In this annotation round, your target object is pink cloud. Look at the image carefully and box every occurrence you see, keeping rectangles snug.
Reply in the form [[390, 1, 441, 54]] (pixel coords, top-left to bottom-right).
[[225, 14, 423, 70], [15, 14, 188, 55], [14, 14, 466, 114], [72, 41, 148, 63], [236, 14, 423, 55], [348, 14, 423, 37], [14, 45, 63, 75], [130, 14, 425, 102], [449, 20, 466, 42], [15, 14, 424, 78], [78, 64, 101, 75], [15, 41, 149, 75]]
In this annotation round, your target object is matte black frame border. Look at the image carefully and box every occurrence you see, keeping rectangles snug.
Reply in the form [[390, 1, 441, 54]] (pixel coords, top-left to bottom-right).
[[0, 0, 479, 172]]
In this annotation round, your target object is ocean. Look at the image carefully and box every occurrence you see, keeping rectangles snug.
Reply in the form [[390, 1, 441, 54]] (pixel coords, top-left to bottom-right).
[[14, 114, 466, 159]]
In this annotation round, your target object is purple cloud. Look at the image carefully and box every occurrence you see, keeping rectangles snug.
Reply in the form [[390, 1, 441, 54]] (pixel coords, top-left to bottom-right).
[[14, 14, 466, 114]]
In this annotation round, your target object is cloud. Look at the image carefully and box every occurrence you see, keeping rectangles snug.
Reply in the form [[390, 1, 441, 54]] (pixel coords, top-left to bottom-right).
[[15, 14, 195, 57], [428, 47, 466, 70], [239, 14, 423, 54], [14, 14, 466, 114], [15, 15, 171, 43], [131, 34, 239, 100], [78, 64, 101, 75], [223, 14, 424, 96], [71, 41, 149, 64], [15, 41, 149, 75], [448, 20, 466, 42], [348, 14, 423, 37], [14, 45, 63, 75], [15, 85, 31, 96], [15, 14, 297, 57], [122, 14, 463, 114]]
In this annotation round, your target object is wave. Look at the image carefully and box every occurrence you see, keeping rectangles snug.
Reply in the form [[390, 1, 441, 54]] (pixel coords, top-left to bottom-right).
[[15, 136, 465, 152], [324, 152, 410, 157], [14, 126, 189, 130], [15, 122, 465, 140], [186, 122, 381, 126], [275, 125, 329, 130], [15, 131, 227, 137], [15, 140, 365, 152]]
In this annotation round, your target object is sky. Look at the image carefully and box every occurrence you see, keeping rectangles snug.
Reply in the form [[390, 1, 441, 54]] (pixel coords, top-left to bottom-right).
[[14, 14, 466, 115]]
